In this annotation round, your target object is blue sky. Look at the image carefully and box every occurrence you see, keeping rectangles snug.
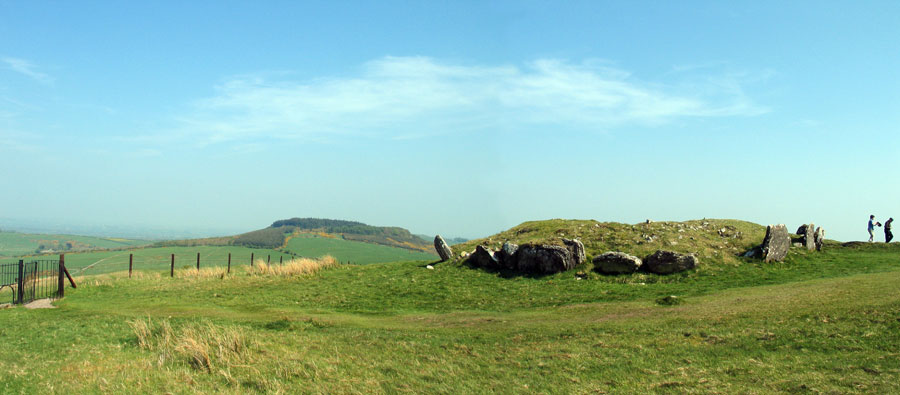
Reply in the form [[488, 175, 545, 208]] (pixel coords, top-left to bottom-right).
[[1, 1, 898, 241]]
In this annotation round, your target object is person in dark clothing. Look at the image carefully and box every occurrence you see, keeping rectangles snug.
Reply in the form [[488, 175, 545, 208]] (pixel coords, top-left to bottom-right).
[[885, 218, 894, 243]]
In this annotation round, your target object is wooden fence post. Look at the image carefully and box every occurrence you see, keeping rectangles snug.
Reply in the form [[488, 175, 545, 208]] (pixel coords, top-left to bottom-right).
[[227, 253, 231, 274], [280, 256, 283, 265], [196, 252, 200, 270], [16, 259, 24, 304], [57, 254, 66, 298], [251, 253, 254, 267], [170, 254, 175, 277], [129, 254, 133, 278], [268, 255, 271, 264]]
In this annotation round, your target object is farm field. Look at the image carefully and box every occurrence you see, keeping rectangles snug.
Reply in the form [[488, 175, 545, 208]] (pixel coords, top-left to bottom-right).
[[0, 231, 152, 257], [0, 246, 296, 277], [0, 243, 898, 393], [284, 233, 437, 265]]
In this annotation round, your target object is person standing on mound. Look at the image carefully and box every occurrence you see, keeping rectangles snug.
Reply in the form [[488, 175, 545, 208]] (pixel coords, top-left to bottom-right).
[[885, 218, 894, 243], [868, 215, 882, 242]]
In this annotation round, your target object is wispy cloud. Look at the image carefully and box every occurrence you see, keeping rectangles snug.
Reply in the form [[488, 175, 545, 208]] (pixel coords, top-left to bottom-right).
[[156, 56, 768, 145], [2, 57, 53, 84]]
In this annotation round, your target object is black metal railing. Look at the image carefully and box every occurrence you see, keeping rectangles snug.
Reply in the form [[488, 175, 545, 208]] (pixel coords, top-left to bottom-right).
[[0, 259, 63, 305]]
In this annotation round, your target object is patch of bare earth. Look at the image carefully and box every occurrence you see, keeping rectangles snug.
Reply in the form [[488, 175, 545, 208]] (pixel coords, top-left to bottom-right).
[[24, 299, 56, 309]]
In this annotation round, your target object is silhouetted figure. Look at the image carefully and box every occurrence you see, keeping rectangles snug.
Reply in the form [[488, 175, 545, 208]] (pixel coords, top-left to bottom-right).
[[885, 218, 894, 243]]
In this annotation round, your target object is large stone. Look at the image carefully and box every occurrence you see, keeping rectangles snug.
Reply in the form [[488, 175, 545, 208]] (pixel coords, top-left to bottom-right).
[[814, 227, 825, 251], [761, 224, 790, 262], [804, 223, 816, 251], [514, 244, 578, 274], [433, 235, 453, 262], [796, 224, 809, 235], [642, 250, 697, 274], [515, 238, 584, 273], [593, 252, 642, 274], [498, 242, 519, 269], [469, 245, 500, 269]]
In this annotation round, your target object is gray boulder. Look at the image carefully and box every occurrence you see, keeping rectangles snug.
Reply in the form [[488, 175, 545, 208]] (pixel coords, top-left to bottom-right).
[[514, 244, 575, 274], [642, 250, 697, 274], [814, 227, 825, 251], [433, 235, 453, 262], [469, 245, 500, 269], [593, 252, 642, 274], [761, 224, 790, 262]]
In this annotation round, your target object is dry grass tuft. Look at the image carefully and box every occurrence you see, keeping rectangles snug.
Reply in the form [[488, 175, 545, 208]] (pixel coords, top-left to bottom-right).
[[176, 267, 228, 280], [128, 317, 251, 372], [250, 255, 338, 277]]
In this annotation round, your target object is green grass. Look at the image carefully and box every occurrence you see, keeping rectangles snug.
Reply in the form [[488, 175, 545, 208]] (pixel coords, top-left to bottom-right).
[[0, 243, 898, 393], [284, 234, 437, 265], [0, 231, 152, 257]]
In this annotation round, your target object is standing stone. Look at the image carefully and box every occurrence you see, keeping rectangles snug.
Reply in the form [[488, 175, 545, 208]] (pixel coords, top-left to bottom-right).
[[469, 245, 500, 269], [761, 224, 790, 262], [642, 250, 697, 274], [814, 227, 825, 251], [593, 252, 642, 274], [796, 224, 809, 235], [433, 235, 453, 262], [804, 223, 816, 251]]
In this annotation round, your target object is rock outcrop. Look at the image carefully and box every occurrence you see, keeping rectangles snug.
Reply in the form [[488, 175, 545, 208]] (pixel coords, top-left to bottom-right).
[[642, 250, 698, 274], [593, 252, 642, 274], [761, 224, 790, 262], [433, 235, 453, 262]]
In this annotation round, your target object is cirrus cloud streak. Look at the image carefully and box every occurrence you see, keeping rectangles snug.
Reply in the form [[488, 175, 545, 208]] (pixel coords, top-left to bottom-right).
[[171, 56, 767, 144]]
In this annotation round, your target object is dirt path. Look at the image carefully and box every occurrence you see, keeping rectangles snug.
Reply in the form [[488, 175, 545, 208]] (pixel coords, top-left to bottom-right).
[[76, 252, 127, 274], [24, 299, 55, 309]]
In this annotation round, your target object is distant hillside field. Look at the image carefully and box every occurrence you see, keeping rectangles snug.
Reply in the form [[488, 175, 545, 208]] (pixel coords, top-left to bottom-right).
[[0, 231, 152, 257], [284, 234, 437, 265], [0, 245, 295, 276]]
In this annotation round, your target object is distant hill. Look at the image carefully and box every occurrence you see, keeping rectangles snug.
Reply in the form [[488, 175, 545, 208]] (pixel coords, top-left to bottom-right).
[[0, 231, 152, 257], [155, 217, 436, 254], [452, 219, 769, 266]]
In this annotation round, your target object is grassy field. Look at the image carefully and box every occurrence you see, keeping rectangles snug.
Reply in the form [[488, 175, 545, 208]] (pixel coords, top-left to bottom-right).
[[0, 246, 296, 277], [0, 242, 898, 393], [0, 231, 152, 257], [284, 233, 437, 265]]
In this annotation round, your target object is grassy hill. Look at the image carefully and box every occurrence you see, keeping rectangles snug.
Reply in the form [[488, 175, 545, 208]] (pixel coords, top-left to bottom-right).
[[0, 241, 898, 392], [155, 217, 436, 254], [453, 218, 774, 267], [0, 231, 152, 257]]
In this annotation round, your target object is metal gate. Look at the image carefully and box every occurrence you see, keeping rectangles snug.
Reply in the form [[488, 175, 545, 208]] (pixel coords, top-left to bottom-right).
[[0, 259, 64, 305]]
